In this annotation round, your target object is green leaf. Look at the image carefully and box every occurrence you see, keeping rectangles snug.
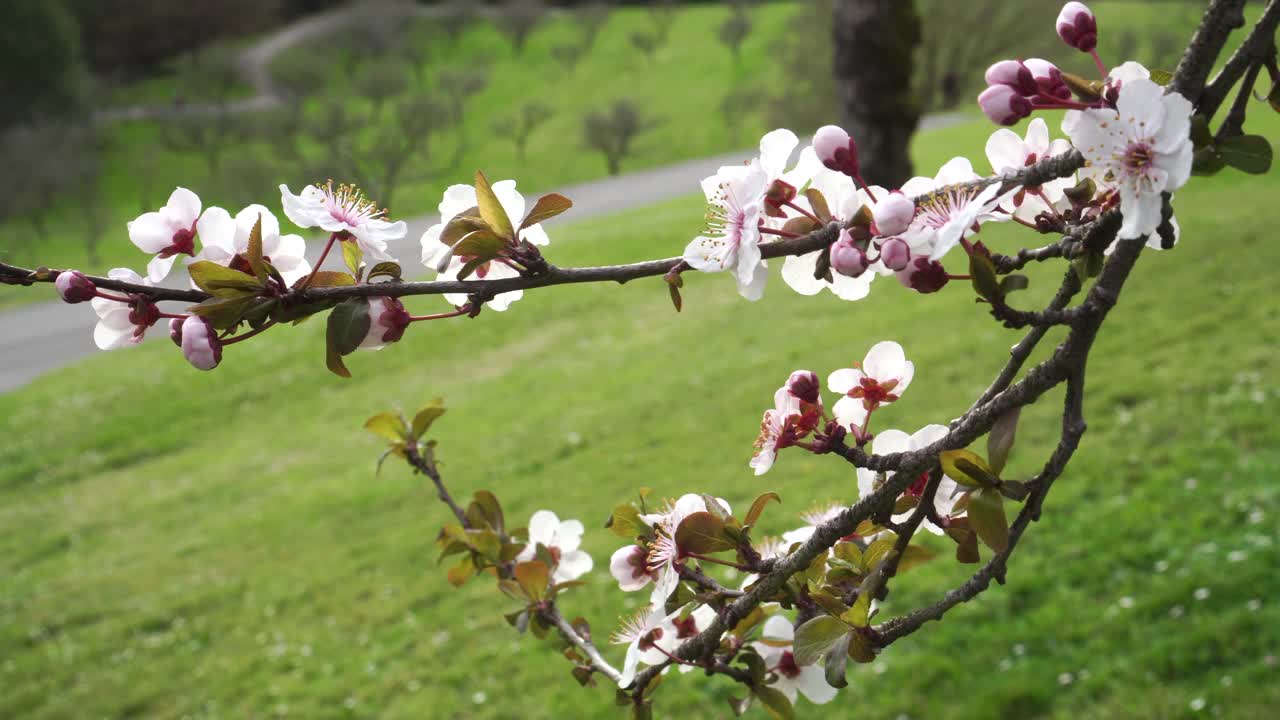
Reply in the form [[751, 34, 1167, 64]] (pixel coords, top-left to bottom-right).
[[1189, 114, 1214, 148], [446, 556, 474, 587], [341, 239, 363, 278], [1269, 82, 1280, 113], [325, 299, 371, 378], [301, 271, 356, 289], [824, 631, 851, 688], [727, 695, 753, 717], [969, 250, 1001, 302], [363, 412, 407, 443], [940, 449, 1000, 488], [188, 261, 263, 297], [1000, 274, 1029, 295], [456, 256, 490, 281], [743, 492, 781, 528], [861, 535, 897, 574], [1218, 134, 1273, 174], [898, 544, 938, 573], [411, 399, 447, 438], [780, 216, 820, 236], [521, 193, 573, 230], [471, 490, 505, 534], [674, 511, 735, 554], [752, 685, 795, 720], [987, 407, 1020, 475], [847, 629, 876, 663], [366, 261, 402, 282], [606, 504, 646, 538], [468, 528, 502, 563], [439, 209, 489, 247], [246, 214, 267, 283], [187, 294, 256, 330], [475, 170, 515, 240], [242, 297, 277, 329], [1192, 146, 1227, 176], [453, 229, 507, 260], [968, 487, 1009, 553], [840, 591, 872, 628], [514, 560, 550, 601], [792, 615, 852, 666], [1148, 69, 1173, 86], [1060, 71, 1102, 101]]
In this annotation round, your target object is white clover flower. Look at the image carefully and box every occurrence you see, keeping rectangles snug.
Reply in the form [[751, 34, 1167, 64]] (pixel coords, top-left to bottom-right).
[[750, 615, 838, 705], [128, 187, 202, 282], [855, 424, 966, 535], [1063, 76, 1193, 241], [279, 181, 406, 262], [194, 204, 312, 286], [828, 341, 915, 430], [419, 180, 549, 311], [515, 510, 593, 583]]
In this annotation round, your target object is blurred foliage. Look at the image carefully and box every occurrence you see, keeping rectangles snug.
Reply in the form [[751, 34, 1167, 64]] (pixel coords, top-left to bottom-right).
[[0, 0, 85, 130]]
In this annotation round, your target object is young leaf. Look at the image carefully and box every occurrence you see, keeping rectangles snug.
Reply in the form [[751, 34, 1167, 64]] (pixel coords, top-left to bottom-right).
[[674, 512, 735, 554], [475, 170, 515, 240], [301, 271, 356, 288], [1189, 114, 1214, 148], [471, 490, 505, 534], [1000, 274, 1029, 295], [897, 544, 938, 573], [412, 399, 447, 438], [1148, 69, 1173, 85], [792, 615, 851, 666], [367, 262, 402, 282], [439, 210, 489, 247], [456, 256, 489, 281], [452, 229, 507, 259], [607, 504, 645, 538], [325, 299, 371, 378], [447, 556, 475, 587], [188, 261, 263, 297], [940, 449, 1000, 488], [514, 560, 550, 601], [364, 412, 407, 443], [1218, 134, 1273, 174], [188, 294, 257, 330], [804, 187, 832, 223], [743, 492, 781, 528], [752, 685, 795, 720], [969, 250, 1001, 302], [987, 407, 1020, 475], [521, 193, 573, 230], [342, 238, 364, 278], [246, 214, 268, 283], [1192, 146, 1227, 176], [824, 632, 851, 688], [968, 487, 1009, 553]]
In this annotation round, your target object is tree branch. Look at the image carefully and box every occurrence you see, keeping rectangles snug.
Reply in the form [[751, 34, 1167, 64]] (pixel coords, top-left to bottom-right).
[[1199, 0, 1280, 121]]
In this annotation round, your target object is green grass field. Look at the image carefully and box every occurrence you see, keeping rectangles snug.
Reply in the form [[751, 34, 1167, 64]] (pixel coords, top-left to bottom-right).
[[2, 107, 1278, 718]]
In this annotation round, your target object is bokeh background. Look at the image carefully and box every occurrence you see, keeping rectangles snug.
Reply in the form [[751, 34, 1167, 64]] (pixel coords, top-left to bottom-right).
[[1, 1, 1277, 718]]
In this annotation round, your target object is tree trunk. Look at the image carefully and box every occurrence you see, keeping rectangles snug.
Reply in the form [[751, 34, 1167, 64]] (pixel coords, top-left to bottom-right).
[[832, 0, 923, 187]]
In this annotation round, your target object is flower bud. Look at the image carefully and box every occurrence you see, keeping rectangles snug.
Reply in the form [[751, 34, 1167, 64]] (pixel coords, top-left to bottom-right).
[[180, 315, 222, 371], [978, 85, 1033, 126], [1024, 58, 1072, 100], [871, 191, 915, 237], [54, 270, 96, 304], [984, 60, 1038, 96], [895, 257, 949, 294], [812, 125, 858, 176], [1056, 2, 1097, 52], [168, 317, 184, 347], [785, 370, 821, 405], [878, 237, 912, 272], [829, 228, 869, 278], [763, 179, 797, 218], [360, 296, 412, 350]]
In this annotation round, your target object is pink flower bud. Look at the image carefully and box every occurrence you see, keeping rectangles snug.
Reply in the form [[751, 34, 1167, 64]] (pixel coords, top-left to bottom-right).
[[785, 370, 821, 405], [829, 228, 869, 278], [978, 85, 1032, 126], [1056, 2, 1097, 52], [878, 237, 912, 272], [895, 257, 949, 294], [871, 191, 915, 237], [1025, 58, 1072, 100], [984, 60, 1038, 96], [168, 318, 184, 347], [54, 270, 96, 304], [812, 125, 858, 176], [180, 315, 222, 371], [360, 297, 412, 350]]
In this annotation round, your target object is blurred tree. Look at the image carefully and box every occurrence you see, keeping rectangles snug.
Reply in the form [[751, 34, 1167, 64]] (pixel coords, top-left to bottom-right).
[[572, 2, 612, 52], [496, 0, 548, 56], [0, 0, 84, 130], [158, 50, 244, 177], [833, 0, 922, 185], [437, 0, 477, 46], [494, 102, 554, 162], [437, 67, 490, 154], [552, 43, 586, 73], [343, 93, 454, 211], [581, 99, 659, 176], [718, 4, 753, 68], [720, 85, 762, 146], [358, 61, 412, 115], [765, 0, 834, 136], [648, 0, 680, 48]]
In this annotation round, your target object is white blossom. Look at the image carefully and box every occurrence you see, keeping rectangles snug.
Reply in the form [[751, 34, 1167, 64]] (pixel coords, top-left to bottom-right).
[[194, 204, 312, 286], [855, 424, 966, 535], [279, 182, 406, 262], [750, 615, 839, 705], [828, 341, 915, 430], [127, 187, 202, 282], [515, 510, 593, 583]]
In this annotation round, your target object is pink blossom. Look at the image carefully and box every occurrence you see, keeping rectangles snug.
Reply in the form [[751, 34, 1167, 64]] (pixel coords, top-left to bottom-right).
[[358, 297, 412, 351], [829, 228, 869, 278], [1057, 2, 1098, 52], [55, 271, 95, 304], [872, 191, 915, 237], [985, 60, 1038, 96], [978, 84, 1032, 126], [179, 315, 222, 371], [812, 124, 858, 176]]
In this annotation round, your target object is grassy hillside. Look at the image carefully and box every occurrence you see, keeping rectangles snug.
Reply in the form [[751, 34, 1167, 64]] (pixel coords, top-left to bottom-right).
[[2, 110, 1278, 718]]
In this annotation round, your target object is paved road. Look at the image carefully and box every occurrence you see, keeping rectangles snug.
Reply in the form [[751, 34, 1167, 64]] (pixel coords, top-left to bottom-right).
[[0, 112, 969, 394]]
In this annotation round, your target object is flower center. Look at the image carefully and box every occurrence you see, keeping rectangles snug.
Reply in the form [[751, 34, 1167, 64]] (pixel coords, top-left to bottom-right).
[[776, 651, 802, 679], [673, 616, 699, 639], [906, 471, 930, 498], [1120, 141, 1155, 176], [157, 227, 196, 259], [638, 627, 664, 652], [917, 188, 974, 230], [847, 377, 900, 408], [627, 546, 652, 581], [319, 181, 385, 228]]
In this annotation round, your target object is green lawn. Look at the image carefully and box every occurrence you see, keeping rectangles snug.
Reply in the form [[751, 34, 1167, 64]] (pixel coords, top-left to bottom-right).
[[2, 109, 1277, 718]]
